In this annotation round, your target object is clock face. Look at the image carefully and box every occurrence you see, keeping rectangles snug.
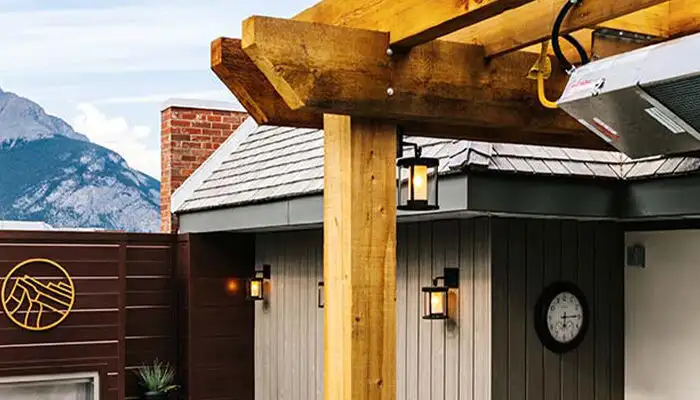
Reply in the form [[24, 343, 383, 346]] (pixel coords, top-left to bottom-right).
[[535, 282, 589, 354], [546, 292, 583, 343]]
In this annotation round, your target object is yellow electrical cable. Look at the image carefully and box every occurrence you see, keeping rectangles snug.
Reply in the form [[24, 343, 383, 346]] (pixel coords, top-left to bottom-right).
[[527, 42, 559, 109]]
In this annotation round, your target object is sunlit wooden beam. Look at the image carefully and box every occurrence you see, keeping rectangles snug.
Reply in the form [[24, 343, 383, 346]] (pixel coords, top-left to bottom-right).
[[210, 38, 321, 128], [443, 0, 669, 57], [241, 16, 590, 137], [294, 0, 535, 48]]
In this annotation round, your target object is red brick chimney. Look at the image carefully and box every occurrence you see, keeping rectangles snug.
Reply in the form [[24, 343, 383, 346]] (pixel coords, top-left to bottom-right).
[[160, 99, 248, 233]]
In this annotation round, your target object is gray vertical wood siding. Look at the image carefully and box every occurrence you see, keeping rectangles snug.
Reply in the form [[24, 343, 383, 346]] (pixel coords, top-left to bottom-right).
[[255, 229, 324, 400], [253, 217, 623, 400], [490, 218, 624, 400], [254, 219, 491, 400]]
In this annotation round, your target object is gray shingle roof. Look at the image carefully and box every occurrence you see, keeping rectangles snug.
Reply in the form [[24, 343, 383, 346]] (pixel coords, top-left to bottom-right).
[[175, 119, 700, 213]]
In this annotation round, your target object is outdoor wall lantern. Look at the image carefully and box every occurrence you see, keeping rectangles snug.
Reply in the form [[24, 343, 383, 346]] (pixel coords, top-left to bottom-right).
[[246, 264, 271, 301], [397, 127, 439, 211], [422, 267, 459, 320], [318, 281, 324, 309]]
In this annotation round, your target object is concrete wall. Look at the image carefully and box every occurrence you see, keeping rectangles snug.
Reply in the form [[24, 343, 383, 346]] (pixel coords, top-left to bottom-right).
[[625, 230, 700, 400]]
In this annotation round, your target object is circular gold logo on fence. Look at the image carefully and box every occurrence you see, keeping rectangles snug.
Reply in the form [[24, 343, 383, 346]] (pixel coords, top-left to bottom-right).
[[1, 258, 75, 331]]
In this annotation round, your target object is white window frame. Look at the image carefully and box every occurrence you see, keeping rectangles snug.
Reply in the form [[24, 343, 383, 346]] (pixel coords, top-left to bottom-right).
[[0, 371, 99, 399]]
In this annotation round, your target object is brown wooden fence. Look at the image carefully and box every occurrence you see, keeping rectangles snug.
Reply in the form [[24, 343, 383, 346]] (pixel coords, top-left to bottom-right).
[[0, 231, 178, 400]]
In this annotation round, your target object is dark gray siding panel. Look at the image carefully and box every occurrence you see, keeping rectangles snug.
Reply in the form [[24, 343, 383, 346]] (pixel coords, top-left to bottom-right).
[[543, 220, 562, 400], [625, 175, 700, 218], [525, 220, 544, 400], [491, 218, 624, 400], [491, 218, 509, 400], [467, 174, 619, 219]]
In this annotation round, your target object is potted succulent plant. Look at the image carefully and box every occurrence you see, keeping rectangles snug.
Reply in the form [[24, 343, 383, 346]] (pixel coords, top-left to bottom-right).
[[134, 359, 179, 400]]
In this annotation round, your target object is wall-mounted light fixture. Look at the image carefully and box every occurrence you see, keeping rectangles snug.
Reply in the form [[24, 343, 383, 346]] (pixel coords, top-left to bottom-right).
[[422, 267, 459, 320], [397, 126, 439, 211], [246, 264, 271, 302], [318, 281, 324, 309]]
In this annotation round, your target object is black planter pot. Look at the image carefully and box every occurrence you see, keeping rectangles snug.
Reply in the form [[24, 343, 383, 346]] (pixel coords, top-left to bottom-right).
[[143, 392, 167, 400]]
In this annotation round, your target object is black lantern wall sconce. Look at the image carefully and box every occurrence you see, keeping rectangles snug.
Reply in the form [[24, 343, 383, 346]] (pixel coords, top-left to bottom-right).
[[318, 281, 325, 308], [246, 264, 271, 302], [397, 126, 440, 211], [422, 267, 459, 320]]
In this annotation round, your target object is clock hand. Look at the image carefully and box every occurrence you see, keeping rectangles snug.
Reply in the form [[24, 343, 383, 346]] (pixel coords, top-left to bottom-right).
[[562, 315, 581, 319]]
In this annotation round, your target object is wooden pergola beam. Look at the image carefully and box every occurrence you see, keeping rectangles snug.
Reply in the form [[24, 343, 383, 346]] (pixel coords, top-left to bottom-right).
[[241, 17, 598, 139], [210, 38, 321, 128], [670, 0, 700, 36], [211, 39, 608, 150], [294, 0, 536, 49], [443, 0, 670, 57], [600, 3, 670, 36]]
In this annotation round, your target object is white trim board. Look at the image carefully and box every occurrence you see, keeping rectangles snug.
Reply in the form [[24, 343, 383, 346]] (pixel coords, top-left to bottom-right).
[[0, 371, 100, 399]]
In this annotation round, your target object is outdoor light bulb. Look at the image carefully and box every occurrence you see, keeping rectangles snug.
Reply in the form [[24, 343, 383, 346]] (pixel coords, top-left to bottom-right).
[[431, 291, 445, 315], [250, 280, 262, 298], [412, 165, 428, 201], [225, 278, 238, 294]]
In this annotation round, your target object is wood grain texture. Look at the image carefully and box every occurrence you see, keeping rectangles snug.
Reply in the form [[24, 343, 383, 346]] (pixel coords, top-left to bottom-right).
[[507, 220, 527, 400], [181, 233, 255, 400], [443, 220, 460, 400], [396, 224, 407, 400], [213, 33, 608, 149], [490, 218, 509, 400], [669, 0, 700, 37], [323, 115, 397, 400], [561, 221, 579, 400], [211, 37, 321, 128], [418, 223, 433, 400], [405, 223, 420, 400], [431, 222, 445, 400], [473, 218, 492, 400], [0, 231, 179, 400], [459, 220, 475, 400], [242, 16, 588, 136], [543, 220, 562, 400], [525, 220, 544, 400], [444, 0, 669, 57], [577, 223, 596, 400], [294, 0, 535, 48]]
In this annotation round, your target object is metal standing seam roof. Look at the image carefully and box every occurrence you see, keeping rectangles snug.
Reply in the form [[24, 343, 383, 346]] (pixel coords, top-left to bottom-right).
[[174, 118, 700, 214]]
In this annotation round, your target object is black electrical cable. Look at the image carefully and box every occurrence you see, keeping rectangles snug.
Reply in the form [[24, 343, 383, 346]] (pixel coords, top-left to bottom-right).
[[552, 0, 590, 72], [562, 34, 590, 64]]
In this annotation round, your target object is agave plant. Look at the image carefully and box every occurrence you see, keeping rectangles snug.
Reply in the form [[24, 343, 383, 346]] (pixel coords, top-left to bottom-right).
[[135, 359, 179, 396]]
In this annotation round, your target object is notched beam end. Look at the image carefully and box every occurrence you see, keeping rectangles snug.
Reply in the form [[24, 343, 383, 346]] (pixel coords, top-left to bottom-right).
[[241, 16, 309, 110], [210, 36, 322, 129]]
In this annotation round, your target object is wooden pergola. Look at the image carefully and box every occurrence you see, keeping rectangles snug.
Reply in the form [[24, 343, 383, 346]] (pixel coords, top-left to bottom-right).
[[211, 1, 700, 398]]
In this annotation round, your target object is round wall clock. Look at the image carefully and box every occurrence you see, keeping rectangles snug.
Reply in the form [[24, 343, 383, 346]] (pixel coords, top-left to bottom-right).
[[534, 281, 590, 354]]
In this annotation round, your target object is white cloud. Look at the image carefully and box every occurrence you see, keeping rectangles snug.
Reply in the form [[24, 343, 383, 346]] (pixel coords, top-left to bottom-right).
[[0, 1, 316, 74], [93, 89, 233, 105], [72, 103, 160, 179]]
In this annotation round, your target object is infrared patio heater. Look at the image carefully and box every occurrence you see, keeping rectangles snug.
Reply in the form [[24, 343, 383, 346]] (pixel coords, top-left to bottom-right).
[[550, 0, 700, 158]]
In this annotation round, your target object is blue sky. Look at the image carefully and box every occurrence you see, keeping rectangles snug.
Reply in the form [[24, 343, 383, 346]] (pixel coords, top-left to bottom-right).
[[0, 0, 317, 178]]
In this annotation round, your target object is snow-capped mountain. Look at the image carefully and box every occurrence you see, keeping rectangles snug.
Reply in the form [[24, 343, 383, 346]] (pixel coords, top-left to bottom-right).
[[0, 86, 160, 232]]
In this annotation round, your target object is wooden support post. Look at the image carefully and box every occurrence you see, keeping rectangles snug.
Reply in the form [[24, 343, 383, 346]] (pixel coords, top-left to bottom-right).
[[323, 114, 397, 400]]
